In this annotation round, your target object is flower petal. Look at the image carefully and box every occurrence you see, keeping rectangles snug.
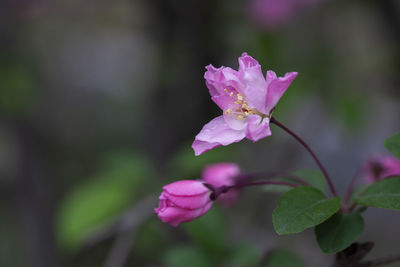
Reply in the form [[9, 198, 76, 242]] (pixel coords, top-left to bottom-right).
[[238, 53, 268, 113], [164, 191, 211, 210], [265, 71, 298, 113], [204, 65, 242, 97], [245, 115, 272, 142], [192, 116, 246, 155], [156, 204, 211, 227], [202, 163, 240, 187], [164, 180, 209, 196]]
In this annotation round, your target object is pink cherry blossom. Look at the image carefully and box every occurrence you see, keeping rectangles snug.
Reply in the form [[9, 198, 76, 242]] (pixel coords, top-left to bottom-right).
[[361, 155, 400, 184], [249, 0, 328, 29], [202, 163, 241, 205], [154, 180, 213, 226], [192, 52, 298, 156]]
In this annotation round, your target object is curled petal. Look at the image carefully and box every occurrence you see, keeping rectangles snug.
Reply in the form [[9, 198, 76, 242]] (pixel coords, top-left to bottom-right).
[[192, 116, 246, 156], [204, 65, 242, 97], [245, 115, 272, 142], [265, 71, 298, 113], [238, 52, 268, 113]]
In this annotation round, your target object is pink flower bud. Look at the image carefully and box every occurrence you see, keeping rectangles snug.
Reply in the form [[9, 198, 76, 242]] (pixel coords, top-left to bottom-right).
[[155, 180, 213, 226], [362, 155, 400, 183], [202, 163, 241, 205]]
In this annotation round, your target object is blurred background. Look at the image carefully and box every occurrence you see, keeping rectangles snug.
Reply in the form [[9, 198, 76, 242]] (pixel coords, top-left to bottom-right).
[[1, 0, 400, 266]]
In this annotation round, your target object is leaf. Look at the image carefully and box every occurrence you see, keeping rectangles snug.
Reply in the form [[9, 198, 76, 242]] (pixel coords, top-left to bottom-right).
[[262, 249, 307, 267], [294, 169, 326, 193], [56, 152, 155, 252], [384, 133, 400, 159], [163, 245, 211, 267], [315, 213, 365, 253], [354, 177, 400, 210], [272, 187, 341, 235]]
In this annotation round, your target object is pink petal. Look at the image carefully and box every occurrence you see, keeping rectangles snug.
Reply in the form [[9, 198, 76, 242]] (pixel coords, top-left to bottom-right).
[[265, 71, 298, 113], [202, 163, 240, 187], [211, 94, 239, 111], [238, 53, 268, 113], [157, 202, 213, 227], [204, 65, 242, 97], [192, 116, 246, 156], [245, 115, 272, 142], [163, 180, 209, 196], [163, 191, 211, 210]]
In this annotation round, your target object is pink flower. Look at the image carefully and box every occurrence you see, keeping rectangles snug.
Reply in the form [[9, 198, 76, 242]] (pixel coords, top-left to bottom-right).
[[155, 180, 213, 226], [202, 163, 241, 205], [361, 156, 400, 184], [249, 0, 328, 29], [192, 52, 298, 155], [250, 0, 296, 29]]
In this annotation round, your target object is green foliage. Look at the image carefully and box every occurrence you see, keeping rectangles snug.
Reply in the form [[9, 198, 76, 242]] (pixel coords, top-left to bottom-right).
[[56, 152, 155, 252], [384, 133, 400, 159], [262, 249, 307, 267], [294, 169, 326, 193], [0, 65, 37, 114], [182, 207, 229, 258], [163, 245, 211, 267], [132, 219, 170, 261], [224, 244, 260, 267], [272, 187, 341, 235], [315, 213, 364, 254], [354, 177, 400, 210]]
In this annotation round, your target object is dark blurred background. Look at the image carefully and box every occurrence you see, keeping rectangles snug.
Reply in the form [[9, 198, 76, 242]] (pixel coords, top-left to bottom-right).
[[1, 0, 400, 266]]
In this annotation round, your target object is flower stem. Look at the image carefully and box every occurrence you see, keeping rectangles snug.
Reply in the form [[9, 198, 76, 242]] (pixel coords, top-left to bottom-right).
[[270, 117, 337, 197], [238, 171, 311, 186], [343, 167, 361, 210], [206, 180, 299, 201]]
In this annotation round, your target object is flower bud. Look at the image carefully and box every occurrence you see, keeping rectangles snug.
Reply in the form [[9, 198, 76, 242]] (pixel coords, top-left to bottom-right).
[[362, 155, 400, 183], [155, 180, 213, 226], [202, 163, 241, 205]]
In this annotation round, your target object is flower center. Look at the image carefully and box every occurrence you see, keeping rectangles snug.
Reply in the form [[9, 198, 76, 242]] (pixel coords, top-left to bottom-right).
[[223, 89, 269, 120]]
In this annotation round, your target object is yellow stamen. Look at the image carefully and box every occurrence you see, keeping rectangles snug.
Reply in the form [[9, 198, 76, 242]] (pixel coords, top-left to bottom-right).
[[237, 94, 243, 101], [225, 109, 232, 115]]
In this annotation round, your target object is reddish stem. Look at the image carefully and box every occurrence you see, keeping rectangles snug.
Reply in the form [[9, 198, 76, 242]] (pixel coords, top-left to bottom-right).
[[270, 117, 338, 197]]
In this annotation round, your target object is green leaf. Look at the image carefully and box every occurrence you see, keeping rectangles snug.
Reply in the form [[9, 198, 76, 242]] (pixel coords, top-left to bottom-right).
[[262, 249, 307, 267], [315, 213, 364, 253], [294, 169, 326, 193], [163, 245, 211, 267], [384, 133, 400, 159], [56, 152, 155, 252], [272, 187, 341, 235], [354, 177, 400, 210]]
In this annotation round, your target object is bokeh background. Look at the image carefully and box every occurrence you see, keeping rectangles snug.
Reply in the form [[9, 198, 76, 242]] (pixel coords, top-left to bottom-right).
[[1, 0, 400, 266]]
